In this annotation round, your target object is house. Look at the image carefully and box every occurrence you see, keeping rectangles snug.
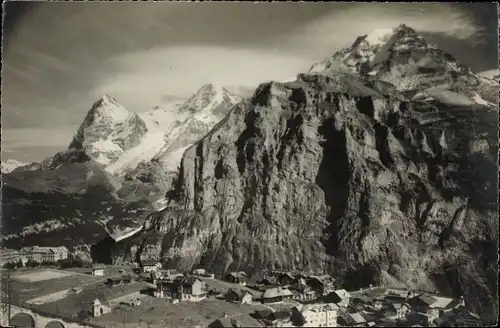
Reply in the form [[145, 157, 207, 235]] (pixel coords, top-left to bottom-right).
[[278, 273, 295, 286], [225, 271, 248, 285], [0, 248, 20, 265], [155, 276, 207, 301], [306, 275, 335, 295], [261, 287, 293, 303], [92, 264, 105, 276], [290, 278, 317, 301], [106, 275, 133, 287], [208, 314, 262, 328], [259, 276, 278, 286], [141, 260, 161, 273], [387, 302, 411, 319], [328, 289, 352, 307], [291, 303, 339, 327], [51, 246, 69, 261], [338, 312, 368, 327], [385, 289, 413, 303], [224, 289, 253, 304], [92, 299, 111, 317], [263, 310, 292, 327], [150, 270, 162, 283], [192, 268, 206, 276], [19, 246, 66, 263]]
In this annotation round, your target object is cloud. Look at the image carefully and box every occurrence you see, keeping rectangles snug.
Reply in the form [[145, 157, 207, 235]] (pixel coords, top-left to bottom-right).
[[91, 46, 312, 111], [1, 127, 76, 149], [289, 3, 483, 58]]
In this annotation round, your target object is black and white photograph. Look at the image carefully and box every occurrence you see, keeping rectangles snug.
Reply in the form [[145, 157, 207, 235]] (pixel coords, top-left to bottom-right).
[[1, 1, 498, 327]]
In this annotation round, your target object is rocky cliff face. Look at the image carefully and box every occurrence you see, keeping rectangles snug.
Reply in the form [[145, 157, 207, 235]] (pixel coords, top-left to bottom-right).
[[118, 25, 498, 321]]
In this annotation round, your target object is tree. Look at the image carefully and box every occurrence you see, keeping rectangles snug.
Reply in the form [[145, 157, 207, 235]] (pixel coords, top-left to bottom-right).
[[2, 262, 16, 269], [26, 260, 39, 267], [16, 259, 24, 268]]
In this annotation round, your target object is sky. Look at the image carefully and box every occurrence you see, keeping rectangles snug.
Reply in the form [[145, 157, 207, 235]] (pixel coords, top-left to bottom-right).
[[2, 1, 498, 162]]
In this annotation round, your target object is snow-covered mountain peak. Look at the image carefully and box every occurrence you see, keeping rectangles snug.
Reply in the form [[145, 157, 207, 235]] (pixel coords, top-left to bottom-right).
[[88, 95, 133, 124], [358, 24, 417, 50], [1, 159, 29, 174], [307, 23, 475, 96], [179, 83, 240, 114], [69, 96, 148, 166]]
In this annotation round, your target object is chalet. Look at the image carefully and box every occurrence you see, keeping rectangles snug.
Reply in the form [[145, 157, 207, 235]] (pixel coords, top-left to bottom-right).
[[289, 278, 317, 301], [387, 302, 411, 319], [306, 275, 335, 295], [141, 260, 161, 273], [0, 248, 20, 265], [277, 273, 295, 286], [261, 287, 293, 303], [291, 303, 339, 328], [92, 264, 105, 276], [192, 268, 206, 276], [258, 276, 278, 286], [328, 289, 352, 307], [51, 246, 69, 261], [92, 299, 111, 317], [225, 271, 248, 285], [155, 276, 207, 301], [208, 314, 261, 328], [263, 310, 292, 327], [106, 275, 133, 287], [224, 289, 253, 304]]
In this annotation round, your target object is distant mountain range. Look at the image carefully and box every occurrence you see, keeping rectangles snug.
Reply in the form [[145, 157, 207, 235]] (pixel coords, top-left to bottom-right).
[[1, 83, 240, 249], [1, 24, 497, 324]]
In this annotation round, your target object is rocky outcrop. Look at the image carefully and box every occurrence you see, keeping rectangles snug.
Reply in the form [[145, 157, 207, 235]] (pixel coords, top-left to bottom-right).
[[120, 26, 498, 321]]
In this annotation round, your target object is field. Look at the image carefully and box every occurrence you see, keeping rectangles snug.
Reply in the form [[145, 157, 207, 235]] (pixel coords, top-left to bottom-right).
[[13, 269, 73, 283], [89, 296, 270, 328], [11, 269, 105, 304], [34, 281, 151, 318]]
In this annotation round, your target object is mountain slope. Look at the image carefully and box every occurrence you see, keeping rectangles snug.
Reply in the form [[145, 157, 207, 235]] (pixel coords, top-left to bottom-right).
[[1, 148, 153, 258], [114, 25, 498, 322]]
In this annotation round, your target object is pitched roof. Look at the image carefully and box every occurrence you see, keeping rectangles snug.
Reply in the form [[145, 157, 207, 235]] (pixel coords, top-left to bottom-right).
[[333, 289, 352, 299], [182, 276, 202, 286], [416, 293, 437, 306], [92, 264, 105, 269], [266, 310, 291, 321], [209, 314, 262, 328], [298, 303, 339, 313], [343, 312, 366, 324], [226, 289, 251, 299], [262, 287, 293, 299], [429, 296, 455, 309]]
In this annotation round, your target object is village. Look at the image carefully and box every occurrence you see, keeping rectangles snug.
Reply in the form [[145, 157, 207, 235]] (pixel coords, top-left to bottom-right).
[[1, 247, 484, 327]]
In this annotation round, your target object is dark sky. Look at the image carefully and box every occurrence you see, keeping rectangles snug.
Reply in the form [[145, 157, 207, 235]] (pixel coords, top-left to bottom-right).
[[1, 1, 498, 162]]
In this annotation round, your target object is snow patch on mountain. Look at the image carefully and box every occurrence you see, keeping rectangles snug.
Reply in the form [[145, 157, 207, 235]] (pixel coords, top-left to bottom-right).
[[473, 93, 496, 107], [1, 159, 29, 173], [149, 83, 241, 172], [364, 27, 395, 48], [69, 95, 148, 166]]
